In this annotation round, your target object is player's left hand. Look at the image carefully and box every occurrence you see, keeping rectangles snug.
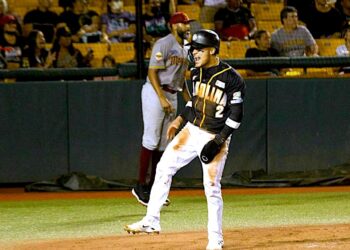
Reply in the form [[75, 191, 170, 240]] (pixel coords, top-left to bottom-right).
[[166, 116, 183, 140], [200, 135, 225, 164]]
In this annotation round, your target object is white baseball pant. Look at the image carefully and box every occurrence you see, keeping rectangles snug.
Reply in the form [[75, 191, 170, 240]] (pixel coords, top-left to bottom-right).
[[144, 122, 230, 243], [141, 82, 178, 151]]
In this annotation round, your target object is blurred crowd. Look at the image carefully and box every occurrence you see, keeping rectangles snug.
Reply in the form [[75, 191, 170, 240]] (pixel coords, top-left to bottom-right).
[[0, 0, 349, 77]]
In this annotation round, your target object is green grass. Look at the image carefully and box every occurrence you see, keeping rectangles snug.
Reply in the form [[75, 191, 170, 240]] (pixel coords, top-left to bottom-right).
[[0, 191, 350, 243]]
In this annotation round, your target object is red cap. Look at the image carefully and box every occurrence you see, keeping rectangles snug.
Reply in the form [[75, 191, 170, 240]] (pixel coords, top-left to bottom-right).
[[169, 12, 192, 25], [2, 15, 16, 25]]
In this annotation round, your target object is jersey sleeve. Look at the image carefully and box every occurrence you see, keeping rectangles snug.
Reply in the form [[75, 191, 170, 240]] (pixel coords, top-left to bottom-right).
[[148, 40, 167, 70], [217, 71, 246, 141]]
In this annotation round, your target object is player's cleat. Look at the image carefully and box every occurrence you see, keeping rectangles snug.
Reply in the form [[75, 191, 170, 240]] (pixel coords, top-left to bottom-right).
[[132, 183, 149, 206], [206, 239, 224, 250], [132, 184, 171, 207], [163, 198, 171, 206], [124, 220, 161, 235]]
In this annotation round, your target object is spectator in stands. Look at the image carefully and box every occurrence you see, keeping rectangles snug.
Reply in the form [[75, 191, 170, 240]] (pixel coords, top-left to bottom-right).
[[0, 15, 24, 69], [22, 29, 55, 68], [336, 0, 350, 20], [284, 0, 312, 23], [58, 0, 101, 43], [336, 0, 350, 34], [79, 11, 108, 43], [0, 1, 21, 32], [271, 6, 318, 57], [58, 0, 71, 11], [94, 54, 119, 80], [0, 0, 9, 27], [199, 0, 226, 23], [143, 0, 170, 50], [302, 0, 344, 38], [336, 28, 350, 73], [214, 0, 257, 41], [245, 29, 280, 76], [50, 27, 93, 68], [22, 0, 59, 43], [336, 28, 350, 55], [101, 0, 136, 43], [161, 0, 176, 14]]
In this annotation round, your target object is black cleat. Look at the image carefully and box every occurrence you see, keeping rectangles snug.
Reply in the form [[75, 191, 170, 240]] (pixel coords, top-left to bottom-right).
[[163, 198, 171, 206], [132, 183, 150, 206]]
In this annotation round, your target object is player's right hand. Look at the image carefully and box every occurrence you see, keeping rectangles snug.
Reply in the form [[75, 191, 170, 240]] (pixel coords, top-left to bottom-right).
[[167, 116, 183, 140], [160, 97, 175, 115]]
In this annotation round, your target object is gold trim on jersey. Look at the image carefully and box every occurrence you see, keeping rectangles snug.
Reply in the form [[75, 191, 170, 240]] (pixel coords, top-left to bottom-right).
[[193, 66, 232, 128], [149, 65, 166, 69], [193, 69, 203, 125]]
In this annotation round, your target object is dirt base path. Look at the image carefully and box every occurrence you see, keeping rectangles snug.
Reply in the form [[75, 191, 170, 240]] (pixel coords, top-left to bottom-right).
[[1, 186, 350, 249], [4, 224, 350, 250]]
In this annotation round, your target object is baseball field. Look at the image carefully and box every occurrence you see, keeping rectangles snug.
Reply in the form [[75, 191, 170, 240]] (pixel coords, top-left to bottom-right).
[[0, 186, 350, 249]]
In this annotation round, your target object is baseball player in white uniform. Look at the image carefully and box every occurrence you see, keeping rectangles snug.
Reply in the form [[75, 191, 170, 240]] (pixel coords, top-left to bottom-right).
[[132, 12, 192, 206], [125, 29, 246, 250]]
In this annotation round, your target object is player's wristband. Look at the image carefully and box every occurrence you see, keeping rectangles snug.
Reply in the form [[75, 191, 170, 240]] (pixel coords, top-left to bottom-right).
[[179, 101, 192, 122], [214, 134, 225, 145], [216, 125, 235, 145]]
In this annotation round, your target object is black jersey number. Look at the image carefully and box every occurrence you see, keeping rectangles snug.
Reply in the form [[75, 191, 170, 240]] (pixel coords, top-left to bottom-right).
[[215, 105, 224, 118]]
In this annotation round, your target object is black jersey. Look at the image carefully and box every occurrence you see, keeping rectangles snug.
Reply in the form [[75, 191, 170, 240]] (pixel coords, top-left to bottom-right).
[[181, 61, 245, 135]]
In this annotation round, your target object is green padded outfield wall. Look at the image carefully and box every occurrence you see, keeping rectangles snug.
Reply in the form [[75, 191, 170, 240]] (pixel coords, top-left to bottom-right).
[[0, 83, 68, 183], [1, 78, 349, 183], [67, 81, 145, 179], [67, 80, 266, 180], [267, 78, 350, 173]]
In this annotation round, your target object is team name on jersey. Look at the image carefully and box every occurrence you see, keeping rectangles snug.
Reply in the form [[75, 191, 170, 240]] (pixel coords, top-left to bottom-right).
[[170, 55, 187, 65], [194, 81, 227, 105]]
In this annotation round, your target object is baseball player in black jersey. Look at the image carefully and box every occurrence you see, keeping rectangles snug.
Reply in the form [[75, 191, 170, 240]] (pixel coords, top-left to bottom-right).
[[124, 29, 246, 250]]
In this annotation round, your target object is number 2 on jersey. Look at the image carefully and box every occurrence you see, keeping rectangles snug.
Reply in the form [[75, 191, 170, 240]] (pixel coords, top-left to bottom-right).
[[215, 105, 224, 118]]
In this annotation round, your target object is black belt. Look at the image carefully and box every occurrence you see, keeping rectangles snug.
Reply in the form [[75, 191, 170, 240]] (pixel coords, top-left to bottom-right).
[[162, 85, 177, 94]]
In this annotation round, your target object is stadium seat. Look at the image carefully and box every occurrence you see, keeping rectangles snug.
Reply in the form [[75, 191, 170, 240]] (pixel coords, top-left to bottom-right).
[[109, 42, 135, 63], [202, 22, 215, 30], [177, 4, 201, 20], [89, 6, 104, 15], [74, 43, 110, 67], [219, 41, 232, 59], [219, 40, 254, 59], [123, 5, 136, 14], [257, 20, 281, 34], [51, 6, 63, 15], [251, 3, 283, 21], [237, 69, 247, 77], [306, 67, 335, 76], [8, 0, 39, 8], [316, 39, 344, 56], [123, 0, 135, 6], [46, 43, 131, 68], [11, 7, 29, 19]]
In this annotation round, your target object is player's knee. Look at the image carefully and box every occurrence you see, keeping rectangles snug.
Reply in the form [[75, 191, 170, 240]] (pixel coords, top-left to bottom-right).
[[154, 167, 172, 186], [142, 140, 159, 151]]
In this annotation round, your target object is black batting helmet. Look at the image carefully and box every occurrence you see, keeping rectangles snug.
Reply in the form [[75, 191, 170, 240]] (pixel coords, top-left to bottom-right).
[[188, 29, 220, 54]]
